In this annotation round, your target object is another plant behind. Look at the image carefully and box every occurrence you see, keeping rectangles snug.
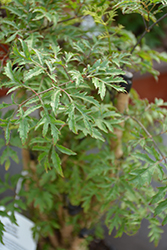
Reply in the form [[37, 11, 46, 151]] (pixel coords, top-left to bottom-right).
[[0, 0, 167, 249]]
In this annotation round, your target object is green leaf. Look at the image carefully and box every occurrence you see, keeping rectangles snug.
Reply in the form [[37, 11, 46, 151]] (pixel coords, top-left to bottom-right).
[[51, 148, 63, 177], [69, 70, 83, 87], [23, 105, 42, 117], [13, 44, 28, 60], [51, 89, 61, 115], [92, 128, 105, 141], [162, 215, 167, 226], [150, 187, 167, 204], [24, 66, 44, 81], [38, 151, 48, 162], [4, 5, 23, 17], [0, 221, 5, 244], [132, 152, 155, 164], [19, 38, 31, 59], [5, 158, 10, 170], [72, 92, 100, 107], [67, 103, 77, 133], [7, 86, 20, 95], [50, 124, 59, 145], [92, 77, 106, 100], [33, 48, 44, 65], [43, 120, 49, 137], [75, 104, 93, 134], [4, 61, 18, 83], [154, 199, 167, 216], [0, 147, 19, 166], [56, 144, 76, 155], [18, 118, 30, 144], [2, 19, 19, 29]]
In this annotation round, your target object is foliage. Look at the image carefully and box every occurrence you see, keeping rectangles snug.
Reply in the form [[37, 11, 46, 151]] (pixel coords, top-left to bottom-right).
[[0, 0, 167, 249]]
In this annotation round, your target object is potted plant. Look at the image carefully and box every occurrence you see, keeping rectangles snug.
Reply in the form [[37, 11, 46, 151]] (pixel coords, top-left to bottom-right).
[[0, 1, 167, 250]]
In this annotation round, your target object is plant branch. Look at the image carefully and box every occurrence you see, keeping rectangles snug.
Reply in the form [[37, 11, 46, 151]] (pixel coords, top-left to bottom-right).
[[130, 12, 167, 54], [18, 81, 70, 108], [142, 15, 148, 30], [58, 15, 83, 24], [31, 15, 84, 34], [131, 116, 167, 163], [24, 86, 44, 106]]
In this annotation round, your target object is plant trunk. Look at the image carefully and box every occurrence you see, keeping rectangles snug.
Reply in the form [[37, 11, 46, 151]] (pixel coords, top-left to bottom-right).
[[21, 149, 88, 250]]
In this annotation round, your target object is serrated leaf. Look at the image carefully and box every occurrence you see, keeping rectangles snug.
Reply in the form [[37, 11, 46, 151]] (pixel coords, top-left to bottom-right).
[[5, 6, 23, 17], [92, 128, 105, 141], [67, 103, 77, 133], [111, 84, 125, 92], [162, 214, 167, 226], [19, 38, 31, 59], [32, 145, 49, 151], [0, 147, 19, 165], [95, 118, 108, 133], [18, 118, 30, 144], [92, 77, 106, 100], [5, 158, 10, 170], [23, 105, 42, 117], [51, 89, 61, 115], [104, 120, 114, 133], [35, 115, 47, 130], [5, 122, 10, 144], [42, 120, 49, 137], [33, 48, 44, 64], [2, 19, 19, 29], [75, 104, 92, 134], [51, 148, 63, 177], [69, 70, 83, 87], [56, 144, 76, 155], [24, 66, 44, 81], [4, 62, 18, 83], [30, 137, 49, 145], [13, 45, 27, 60], [151, 187, 167, 204], [154, 199, 167, 216], [6, 32, 18, 43], [50, 124, 59, 144], [7, 86, 20, 95], [72, 92, 100, 107], [133, 152, 155, 164], [38, 151, 48, 162]]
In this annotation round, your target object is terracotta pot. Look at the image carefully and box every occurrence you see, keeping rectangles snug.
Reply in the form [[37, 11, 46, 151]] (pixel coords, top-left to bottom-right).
[[133, 61, 167, 102], [0, 43, 9, 97]]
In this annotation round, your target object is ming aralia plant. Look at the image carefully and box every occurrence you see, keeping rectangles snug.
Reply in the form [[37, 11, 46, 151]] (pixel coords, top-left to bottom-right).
[[0, 0, 167, 249]]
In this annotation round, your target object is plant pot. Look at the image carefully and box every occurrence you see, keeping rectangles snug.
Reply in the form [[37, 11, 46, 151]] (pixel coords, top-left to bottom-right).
[[133, 61, 167, 102], [0, 43, 9, 97]]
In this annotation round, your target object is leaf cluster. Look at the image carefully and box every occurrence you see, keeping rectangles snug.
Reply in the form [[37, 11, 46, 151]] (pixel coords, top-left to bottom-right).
[[0, 0, 167, 248]]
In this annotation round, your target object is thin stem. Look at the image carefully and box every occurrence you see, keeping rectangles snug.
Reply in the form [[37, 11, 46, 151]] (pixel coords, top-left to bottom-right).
[[142, 15, 148, 30], [130, 12, 167, 54], [18, 81, 70, 108], [105, 25, 111, 55], [19, 87, 55, 107], [131, 116, 167, 163], [30, 15, 84, 34], [24, 86, 44, 106]]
